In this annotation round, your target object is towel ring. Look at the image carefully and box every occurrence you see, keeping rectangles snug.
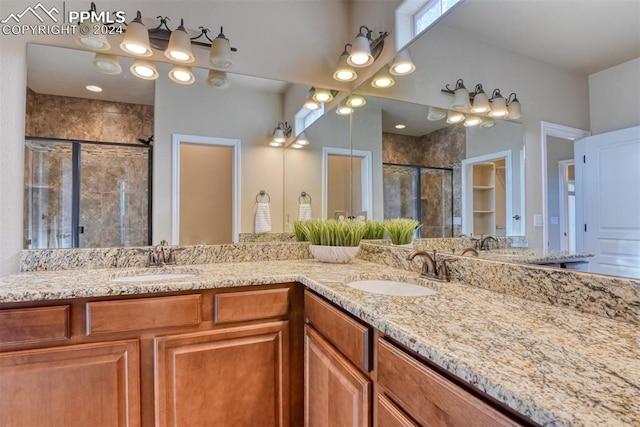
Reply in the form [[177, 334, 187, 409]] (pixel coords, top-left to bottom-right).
[[299, 191, 312, 204], [256, 190, 270, 203]]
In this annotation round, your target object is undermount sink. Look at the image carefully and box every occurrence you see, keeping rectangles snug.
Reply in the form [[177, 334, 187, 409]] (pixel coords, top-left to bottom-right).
[[110, 269, 200, 283], [347, 280, 438, 297]]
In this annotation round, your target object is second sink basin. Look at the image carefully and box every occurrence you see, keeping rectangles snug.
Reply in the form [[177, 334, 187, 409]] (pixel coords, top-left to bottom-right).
[[347, 280, 438, 297]]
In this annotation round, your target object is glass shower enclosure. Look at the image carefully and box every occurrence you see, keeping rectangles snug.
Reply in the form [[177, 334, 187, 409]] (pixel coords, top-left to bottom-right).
[[383, 163, 454, 238], [24, 137, 152, 249]]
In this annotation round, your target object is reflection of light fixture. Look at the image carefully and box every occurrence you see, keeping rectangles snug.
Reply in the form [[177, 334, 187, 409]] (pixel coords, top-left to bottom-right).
[[75, 3, 110, 51], [206, 70, 230, 89], [295, 132, 310, 146], [347, 25, 389, 68], [446, 110, 465, 124], [130, 59, 159, 80], [304, 89, 321, 110], [312, 88, 336, 103], [480, 117, 496, 128], [371, 65, 395, 88], [506, 93, 522, 119], [269, 141, 283, 147], [290, 143, 303, 149], [395, 124, 406, 129], [271, 122, 292, 145], [165, 19, 194, 63], [120, 11, 153, 56], [168, 65, 195, 84], [488, 89, 508, 117], [85, 85, 102, 92], [427, 106, 446, 121], [346, 94, 366, 108], [92, 53, 122, 74], [464, 115, 482, 127], [389, 50, 416, 76], [470, 84, 490, 113], [442, 79, 523, 121], [336, 100, 354, 115], [333, 44, 358, 82]]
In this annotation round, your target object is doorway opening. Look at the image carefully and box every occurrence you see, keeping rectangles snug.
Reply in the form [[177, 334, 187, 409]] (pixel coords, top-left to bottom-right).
[[559, 161, 576, 252]]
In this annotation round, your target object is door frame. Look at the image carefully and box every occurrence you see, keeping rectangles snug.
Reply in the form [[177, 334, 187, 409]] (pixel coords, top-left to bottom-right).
[[540, 122, 590, 250], [321, 147, 372, 219], [558, 159, 574, 251], [171, 134, 241, 244]]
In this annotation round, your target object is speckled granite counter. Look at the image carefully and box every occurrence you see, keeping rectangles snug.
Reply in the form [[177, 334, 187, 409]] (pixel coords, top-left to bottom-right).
[[0, 259, 638, 426], [474, 248, 593, 265]]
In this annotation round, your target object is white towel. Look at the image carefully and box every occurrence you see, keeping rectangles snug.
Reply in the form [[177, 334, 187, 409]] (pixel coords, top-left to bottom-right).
[[298, 203, 313, 221], [255, 202, 272, 234]]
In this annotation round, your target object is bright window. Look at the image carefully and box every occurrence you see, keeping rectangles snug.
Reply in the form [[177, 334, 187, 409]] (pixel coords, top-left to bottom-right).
[[294, 104, 324, 136], [413, 0, 461, 36]]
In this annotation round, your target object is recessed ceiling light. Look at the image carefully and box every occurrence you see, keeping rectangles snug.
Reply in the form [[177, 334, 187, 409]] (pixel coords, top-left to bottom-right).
[[85, 85, 103, 92], [395, 124, 406, 129]]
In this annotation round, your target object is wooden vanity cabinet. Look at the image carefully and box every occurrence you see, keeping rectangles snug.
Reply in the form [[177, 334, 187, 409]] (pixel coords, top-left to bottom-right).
[[0, 283, 304, 427]]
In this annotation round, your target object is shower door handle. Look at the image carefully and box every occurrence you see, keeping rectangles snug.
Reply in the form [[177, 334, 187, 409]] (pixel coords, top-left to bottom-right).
[[78, 226, 85, 234]]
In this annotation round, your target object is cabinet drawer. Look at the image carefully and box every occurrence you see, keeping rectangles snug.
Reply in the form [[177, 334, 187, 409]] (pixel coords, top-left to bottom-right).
[[377, 339, 520, 427], [304, 291, 371, 372], [0, 306, 70, 346], [215, 287, 289, 324], [377, 393, 418, 427], [86, 294, 201, 335]]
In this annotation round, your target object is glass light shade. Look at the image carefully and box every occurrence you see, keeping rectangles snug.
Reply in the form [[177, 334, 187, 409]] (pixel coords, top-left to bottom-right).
[[168, 65, 195, 84], [273, 127, 286, 143], [312, 88, 334, 103], [120, 15, 152, 57], [92, 53, 122, 75], [336, 100, 354, 115], [333, 52, 357, 82], [371, 66, 395, 89], [446, 110, 465, 124], [346, 95, 366, 108], [209, 34, 232, 68], [296, 132, 310, 146], [427, 106, 446, 121], [471, 91, 490, 113], [347, 32, 374, 67], [206, 70, 230, 89], [130, 59, 158, 80], [304, 90, 320, 110], [464, 115, 482, 127], [389, 50, 416, 76], [290, 143, 303, 149], [506, 99, 522, 120], [480, 118, 496, 128], [269, 141, 283, 147], [451, 86, 471, 110], [76, 22, 110, 51], [165, 26, 194, 63], [488, 93, 508, 117]]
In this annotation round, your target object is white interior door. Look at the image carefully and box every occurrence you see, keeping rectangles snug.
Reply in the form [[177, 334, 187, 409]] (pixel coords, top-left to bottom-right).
[[577, 126, 640, 278]]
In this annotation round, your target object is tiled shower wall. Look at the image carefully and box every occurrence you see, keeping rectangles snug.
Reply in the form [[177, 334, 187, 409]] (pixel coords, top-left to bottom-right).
[[382, 125, 465, 237], [24, 90, 153, 248]]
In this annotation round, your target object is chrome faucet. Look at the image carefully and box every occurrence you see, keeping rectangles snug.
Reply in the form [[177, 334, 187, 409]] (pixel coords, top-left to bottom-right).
[[407, 250, 455, 282]]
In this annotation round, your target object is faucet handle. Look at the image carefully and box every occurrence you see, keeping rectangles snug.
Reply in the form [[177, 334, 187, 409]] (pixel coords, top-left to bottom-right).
[[437, 257, 457, 282]]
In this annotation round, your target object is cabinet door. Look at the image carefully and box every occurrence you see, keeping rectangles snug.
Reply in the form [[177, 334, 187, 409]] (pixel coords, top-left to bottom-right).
[[155, 321, 289, 427], [305, 325, 371, 427], [0, 339, 140, 427]]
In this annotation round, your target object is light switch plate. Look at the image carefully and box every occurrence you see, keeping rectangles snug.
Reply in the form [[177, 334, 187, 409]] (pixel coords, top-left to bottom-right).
[[533, 214, 543, 227], [550, 216, 559, 225], [453, 217, 462, 225]]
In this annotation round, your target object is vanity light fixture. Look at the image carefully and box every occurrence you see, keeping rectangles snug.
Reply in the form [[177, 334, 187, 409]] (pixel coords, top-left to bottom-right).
[[164, 19, 195, 63], [130, 59, 159, 80], [336, 100, 354, 115], [75, 2, 111, 51], [206, 70, 230, 89], [272, 122, 292, 144], [92, 53, 122, 75], [470, 84, 490, 114], [333, 44, 358, 82], [347, 26, 389, 68], [209, 27, 234, 68], [295, 132, 310, 146], [463, 114, 483, 127], [479, 117, 496, 128], [371, 65, 395, 89], [427, 106, 446, 121], [389, 50, 416, 76], [312, 88, 337, 103], [85, 85, 103, 92], [120, 11, 153, 57], [346, 94, 366, 108], [446, 110, 465, 124], [395, 124, 406, 129], [488, 89, 508, 117], [506, 93, 522, 119], [304, 89, 321, 111], [446, 79, 471, 110], [168, 65, 196, 84]]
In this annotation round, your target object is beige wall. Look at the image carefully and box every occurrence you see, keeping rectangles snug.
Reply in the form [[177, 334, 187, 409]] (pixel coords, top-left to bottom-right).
[[589, 57, 640, 135], [179, 144, 233, 245]]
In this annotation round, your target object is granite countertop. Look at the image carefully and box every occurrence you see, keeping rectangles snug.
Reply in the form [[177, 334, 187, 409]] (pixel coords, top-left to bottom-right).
[[0, 259, 637, 426], [475, 248, 593, 264]]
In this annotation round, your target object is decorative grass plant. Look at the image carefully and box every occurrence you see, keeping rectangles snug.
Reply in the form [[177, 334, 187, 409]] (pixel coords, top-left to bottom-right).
[[294, 219, 365, 247], [362, 220, 386, 240], [384, 218, 422, 245]]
